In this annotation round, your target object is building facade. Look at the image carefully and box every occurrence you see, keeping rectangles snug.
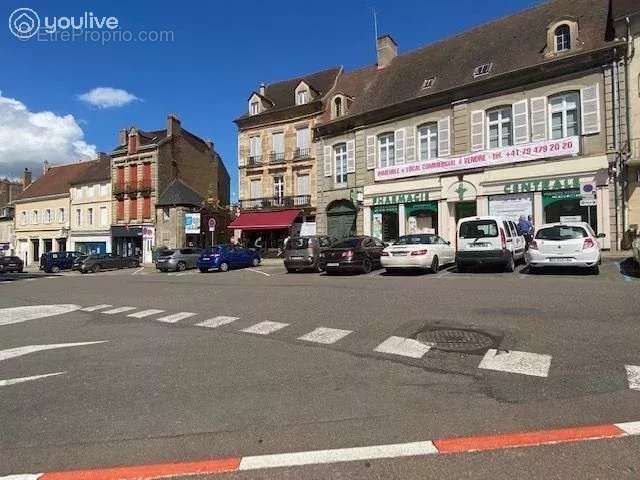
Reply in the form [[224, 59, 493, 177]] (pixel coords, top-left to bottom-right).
[[232, 68, 340, 253], [0, 206, 15, 255], [315, 0, 629, 250], [110, 114, 229, 263], [68, 155, 112, 254]]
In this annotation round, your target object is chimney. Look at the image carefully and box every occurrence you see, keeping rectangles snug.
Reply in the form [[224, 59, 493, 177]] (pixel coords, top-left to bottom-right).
[[21, 168, 32, 189], [43, 160, 50, 175], [167, 113, 181, 137], [259, 83, 265, 96], [119, 128, 128, 146], [128, 128, 138, 155], [376, 34, 397, 69], [206, 139, 214, 152]]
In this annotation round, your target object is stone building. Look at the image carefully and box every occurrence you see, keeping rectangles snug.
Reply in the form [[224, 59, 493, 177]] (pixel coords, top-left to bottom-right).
[[232, 68, 340, 253], [0, 176, 24, 207], [110, 114, 229, 263], [0, 169, 29, 255], [314, 0, 629, 249]]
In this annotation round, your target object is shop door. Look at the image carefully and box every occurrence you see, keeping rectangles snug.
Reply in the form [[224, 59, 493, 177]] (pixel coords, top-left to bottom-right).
[[327, 200, 357, 240], [455, 202, 477, 223]]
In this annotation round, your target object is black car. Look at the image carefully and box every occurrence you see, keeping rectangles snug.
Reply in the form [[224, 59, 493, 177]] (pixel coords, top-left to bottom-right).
[[0, 255, 24, 273], [40, 251, 82, 273], [320, 236, 386, 274], [77, 253, 139, 274]]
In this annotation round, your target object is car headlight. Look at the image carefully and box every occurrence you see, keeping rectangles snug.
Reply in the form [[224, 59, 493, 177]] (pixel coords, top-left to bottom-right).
[[319, 253, 325, 258]]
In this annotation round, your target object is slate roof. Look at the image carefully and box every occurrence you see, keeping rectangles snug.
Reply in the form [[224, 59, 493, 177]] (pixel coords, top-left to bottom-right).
[[15, 161, 95, 201], [156, 178, 204, 207], [69, 155, 111, 185]]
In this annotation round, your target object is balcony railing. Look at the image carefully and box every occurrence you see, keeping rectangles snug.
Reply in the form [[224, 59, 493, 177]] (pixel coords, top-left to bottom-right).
[[239, 195, 311, 210], [269, 151, 286, 164], [293, 147, 312, 160], [241, 148, 314, 167], [246, 155, 263, 167]]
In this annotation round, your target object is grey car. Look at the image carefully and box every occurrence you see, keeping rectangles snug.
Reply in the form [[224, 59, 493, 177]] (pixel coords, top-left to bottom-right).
[[156, 248, 203, 272], [284, 236, 335, 273]]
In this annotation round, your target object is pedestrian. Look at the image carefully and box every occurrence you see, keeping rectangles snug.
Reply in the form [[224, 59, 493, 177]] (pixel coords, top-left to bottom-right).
[[254, 235, 263, 256]]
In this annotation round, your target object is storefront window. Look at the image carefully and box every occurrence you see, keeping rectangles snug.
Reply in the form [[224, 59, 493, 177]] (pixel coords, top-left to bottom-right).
[[543, 189, 597, 232], [372, 205, 399, 242], [489, 193, 533, 223], [405, 202, 438, 234]]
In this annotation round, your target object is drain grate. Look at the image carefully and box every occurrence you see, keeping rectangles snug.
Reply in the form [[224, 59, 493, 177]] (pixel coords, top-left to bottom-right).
[[416, 328, 497, 353]]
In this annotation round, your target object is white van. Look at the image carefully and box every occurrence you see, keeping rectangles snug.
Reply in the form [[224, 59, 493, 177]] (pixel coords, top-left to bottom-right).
[[456, 216, 526, 272]]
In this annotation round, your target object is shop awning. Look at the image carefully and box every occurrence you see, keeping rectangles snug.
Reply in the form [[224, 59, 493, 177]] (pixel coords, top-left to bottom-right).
[[228, 209, 300, 231]]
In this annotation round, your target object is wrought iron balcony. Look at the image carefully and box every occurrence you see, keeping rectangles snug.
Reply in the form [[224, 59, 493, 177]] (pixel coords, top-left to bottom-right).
[[293, 147, 312, 160], [245, 155, 263, 167], [269, 151, 286, 164], [239, 195, 311, 210]]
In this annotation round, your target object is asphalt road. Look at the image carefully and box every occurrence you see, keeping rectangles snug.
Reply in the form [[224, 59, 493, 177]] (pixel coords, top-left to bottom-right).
[[1, 258, 639, 479]]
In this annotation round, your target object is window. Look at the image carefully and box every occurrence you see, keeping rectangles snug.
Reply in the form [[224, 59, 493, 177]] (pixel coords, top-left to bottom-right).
[[549, 92, 579, 139], [334, 143, 348, 185], [250, 101, 260, 115], [249, 136, 261, 159], [418, 124, 438, 160], [334, 97, 343, 117], [58, 208, 65, 223], [473, 63, 493, 78], [88, 208, 93, 226], [162, 207, 170, 221], [100, 206, 108, 226], [296, 174, 310, 196], [555, 24, 571, 52], [296, 127, 310, 152], [21, 211, 27, 225], [271, 132, 284, 162], [459, 219, 499, 238], [116, 199, 125, 221], [296, 90, 309, 105], [143, 197, 151, 219], [76, 208, 82, 226], [273, 176, 285, 204], [31, 210, 38, 224], [487, 107, 513, 148], [378, 133, 395, 168], [250, 179, 262, 200], [421, 77, 436, 89], [44, 209, 52, 223]]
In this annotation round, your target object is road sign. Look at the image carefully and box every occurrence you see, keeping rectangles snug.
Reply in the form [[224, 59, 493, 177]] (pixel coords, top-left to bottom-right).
[[579, 181, 596, 197], [580, 198, 597, 207], [208, 218, 217, 232]]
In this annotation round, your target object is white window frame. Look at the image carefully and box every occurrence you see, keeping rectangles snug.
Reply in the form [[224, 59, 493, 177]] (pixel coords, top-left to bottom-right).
[[31, 210, 38, 224], [58, 208, 65, 224], [273, 175, 285, 203], [418, 123, 438, 161], [296, 126, 310, 152], [272, 132, 285, 154], [296, 174, 310, 196], [76, 208, 82, 226], [378, 133, 395, 168], [334, 143, 348, 186], [548, 92, 580, 140], [87, 207, 93, 226], [296, 90, 309, 105], [486, 106, 513, 148], [21, 211, 27, 225], [555, 25, 571, 52], [250, 100, 260, 115]]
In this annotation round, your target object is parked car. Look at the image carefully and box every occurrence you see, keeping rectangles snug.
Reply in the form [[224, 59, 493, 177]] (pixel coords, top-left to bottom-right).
[[320, 236, 385, 275], [77, 253, 139, 274], [0, 255, 24, 273], [40, 251, 82, 273], [525, 222, 604, 274], [456, 216, 526, 272], [633, 236, 640, 267], [381, 234, 455, 273], [155, 248, 203, 272], [284, 235, 335, 273], [197, 244, 261, 272]]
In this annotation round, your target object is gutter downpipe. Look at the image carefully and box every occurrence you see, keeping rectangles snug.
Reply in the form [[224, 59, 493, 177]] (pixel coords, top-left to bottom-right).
[[611, 52, 620, 249]]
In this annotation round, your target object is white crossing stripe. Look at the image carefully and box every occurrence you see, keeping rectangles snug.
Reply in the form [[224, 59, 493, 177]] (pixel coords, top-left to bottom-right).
[[196, 316, 239, 328], [625, 365, 640, 390], [155, 312, 197, 323], [298, 327, 353, 344], [616, 421, 640, 435], [102, 306, 137, 315], [127, 309, 165, 319], [238, 441, 437, 471], [0, 372, 66, 387], [478, 349, 552, 377], [374, 336, 432, 359], [81, 304, 112, 312], [241, 321, 289, 335]]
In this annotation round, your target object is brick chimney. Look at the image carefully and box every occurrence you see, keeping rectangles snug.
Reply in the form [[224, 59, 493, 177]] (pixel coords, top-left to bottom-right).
[[376, 34, 397, 69], [22, 168, 32, 188], [119, 128, 128, 146], [128, 128, 138, 154], [43, 160, 50, 175], [167, 113, 181, 137]]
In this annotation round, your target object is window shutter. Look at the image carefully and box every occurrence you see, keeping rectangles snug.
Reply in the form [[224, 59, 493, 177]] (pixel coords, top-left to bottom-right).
[[238, 138, 243, 167], [530, 97, 547, 141], [581, 84, 600, 135], [323, 145, 332, 177], [405, 128, 416, 163], [470, 110, 485, 151], [346, 140, 356, 173], [394, 129, 406, 164], [366, 135, 376, 170], [513, 100, 530, 144], [438, 117, 451, 156]]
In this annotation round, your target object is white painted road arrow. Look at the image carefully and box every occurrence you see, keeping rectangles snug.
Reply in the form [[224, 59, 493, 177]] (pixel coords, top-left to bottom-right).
[[0, 304, 80, 326], [0, 341, 108, 362]]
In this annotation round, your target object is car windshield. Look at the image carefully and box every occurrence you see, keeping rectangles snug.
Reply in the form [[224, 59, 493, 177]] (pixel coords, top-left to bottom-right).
[[287, 237, 310, 249], [459, 220, 499, 239], [158, 250, 175, 257], [536, 226, 588, 241], [395, 235, 436, 245], [332, 239, 361, 249]]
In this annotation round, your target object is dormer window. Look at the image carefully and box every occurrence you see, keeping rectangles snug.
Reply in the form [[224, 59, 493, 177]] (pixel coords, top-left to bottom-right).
[[296, 90, 309, 105], [334, 97, 342, 117], [250, 100, 260, 115], [421, 77, 436, 89], [555, 24, 571, 52], [473, 63, 492, 78]]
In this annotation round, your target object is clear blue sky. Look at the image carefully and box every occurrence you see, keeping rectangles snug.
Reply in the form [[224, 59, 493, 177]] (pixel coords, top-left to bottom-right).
[[1, 0, 540, 201]]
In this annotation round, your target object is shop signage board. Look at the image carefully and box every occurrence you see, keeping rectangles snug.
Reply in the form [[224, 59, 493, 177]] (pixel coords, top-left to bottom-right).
[[560, 215, 582, 222], [185, 213, 201, 234], [372, 191, 429, 206], [503, 177, 580, 194], [580, 198, 597, 207], [489, 194, 533, 223], [375, 137, 580, 181], [542, 190, 581, 207]]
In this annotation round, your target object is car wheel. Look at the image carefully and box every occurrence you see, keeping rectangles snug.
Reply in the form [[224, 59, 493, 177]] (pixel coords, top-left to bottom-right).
[[91, 264, 101, 274], [504, 254, 515, 273], [199, 268, 208, 273], [286, 267, 295, 273], [431, 256, 439, 274], [51, 265, 60, 273], [251, 257, 260, 267], [591, 264, 600, 275], [314, 263, 324, 273], [219, 262, 229, 272], [362, 258, 372, 274], [528, 265, 538, 275], [456, 263, 467, 273], [17, 267, 23, 273], [177, 262, 186, 272]]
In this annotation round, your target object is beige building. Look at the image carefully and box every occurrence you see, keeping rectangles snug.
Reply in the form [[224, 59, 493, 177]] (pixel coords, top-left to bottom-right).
[[68, 155, 112, 254], [315, 0, 629, 250], [232, 68, 340, 252]]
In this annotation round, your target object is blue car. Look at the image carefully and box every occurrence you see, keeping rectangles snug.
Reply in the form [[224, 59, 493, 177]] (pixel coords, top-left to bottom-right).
[[197, 244, 261, 272]]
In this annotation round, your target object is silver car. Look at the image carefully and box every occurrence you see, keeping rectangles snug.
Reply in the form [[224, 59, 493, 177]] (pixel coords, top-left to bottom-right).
[[156, 248, 203, 272]]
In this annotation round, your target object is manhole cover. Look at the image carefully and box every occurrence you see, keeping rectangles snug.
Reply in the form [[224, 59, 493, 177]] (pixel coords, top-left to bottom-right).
[[415, 328, 497, 353]]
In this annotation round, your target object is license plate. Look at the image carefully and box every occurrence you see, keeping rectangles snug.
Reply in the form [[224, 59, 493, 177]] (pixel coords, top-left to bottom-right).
[[326, 262, 339, 267], [550, 257, 573, 263], [469, 243, 488, 248], [201, 257, 210, 260], [289, 256, 303, 260], [392, 252, 408, 256]]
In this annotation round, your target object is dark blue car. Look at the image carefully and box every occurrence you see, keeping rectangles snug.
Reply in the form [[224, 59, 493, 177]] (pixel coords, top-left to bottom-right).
[[197, 244, 261, 272]]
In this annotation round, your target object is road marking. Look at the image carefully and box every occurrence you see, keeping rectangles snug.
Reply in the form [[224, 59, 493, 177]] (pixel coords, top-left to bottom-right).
[[0, 372, 66, 387], [155, 312, 197, 323], [374, 336, 432, 359], [246, 268, 271, 277], [80, 304, 112, 312], [241, 321, 288, 335], [24, 278, 36, 282], [478, 349, 551, 377], [196, 316, 239, 328], [298, 327, 353, 344], [101, 306, 137, 315], [131, 267, 145, 275], [616, 421, 640, 435], [127, 309, 165, 319], [0, 341, 108, 362], [625, 365, 640, 390], [1, 475, 43, 480], [44, 276, 60, 279], [0, 304, 80, 326], [238, 441, 437, 471]]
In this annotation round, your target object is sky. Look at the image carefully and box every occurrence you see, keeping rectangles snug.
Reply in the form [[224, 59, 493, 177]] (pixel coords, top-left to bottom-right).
[[1, 0, 541, 202]]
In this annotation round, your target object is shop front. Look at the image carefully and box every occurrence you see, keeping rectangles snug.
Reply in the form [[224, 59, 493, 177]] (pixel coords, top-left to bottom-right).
[[112, 225, 152, 262], [228, 209, 301, 256], [69, 232, 112, 255]]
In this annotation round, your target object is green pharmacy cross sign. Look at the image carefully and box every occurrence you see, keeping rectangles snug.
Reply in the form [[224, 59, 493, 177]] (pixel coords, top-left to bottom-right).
[[454, 183, 468, 201]]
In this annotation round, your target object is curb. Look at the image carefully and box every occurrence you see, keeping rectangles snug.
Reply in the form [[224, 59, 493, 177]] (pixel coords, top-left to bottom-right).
[[4, 420, 640, 479]]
